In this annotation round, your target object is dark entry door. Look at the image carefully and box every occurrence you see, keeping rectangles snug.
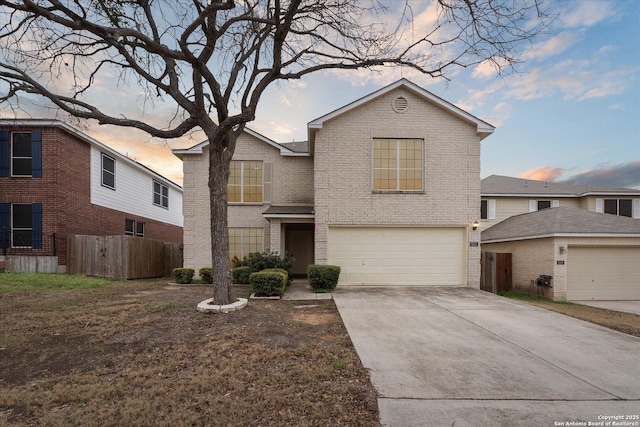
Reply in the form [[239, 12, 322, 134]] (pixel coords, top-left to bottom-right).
[[286, 224, 314, 276]]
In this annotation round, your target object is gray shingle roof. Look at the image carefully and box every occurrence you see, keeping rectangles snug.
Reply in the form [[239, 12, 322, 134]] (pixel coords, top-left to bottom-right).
[[481, 175, 640, 196], [481, 206, 640, 242]]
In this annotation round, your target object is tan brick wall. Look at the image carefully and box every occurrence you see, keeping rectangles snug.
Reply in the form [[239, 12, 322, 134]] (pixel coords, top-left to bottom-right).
[[181, 133, 313, 273], [482, 238, 555, 298], [313, 87, 482, 286]]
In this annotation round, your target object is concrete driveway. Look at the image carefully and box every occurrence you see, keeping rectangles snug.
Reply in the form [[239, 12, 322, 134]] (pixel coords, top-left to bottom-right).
[[332, 287, 640, 427]]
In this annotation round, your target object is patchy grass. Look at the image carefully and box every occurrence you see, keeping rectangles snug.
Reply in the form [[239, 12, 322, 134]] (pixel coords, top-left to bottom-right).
[[0, 278, 379, 426], [499, 291, 640, 338], [0, 271, 114, 292]]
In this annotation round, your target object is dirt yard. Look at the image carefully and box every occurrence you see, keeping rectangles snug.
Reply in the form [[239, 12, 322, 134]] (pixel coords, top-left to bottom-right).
[[0, 280, 380, 426]]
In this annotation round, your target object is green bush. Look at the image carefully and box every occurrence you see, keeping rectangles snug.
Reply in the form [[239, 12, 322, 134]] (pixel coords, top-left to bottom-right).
[[232, 266, 252, 284], [232, 251, 295, 285], [307, 265, 341, 290], [173, 268, 195, 284], [198, 267, 213, 284], [249, 269, 287, 297]]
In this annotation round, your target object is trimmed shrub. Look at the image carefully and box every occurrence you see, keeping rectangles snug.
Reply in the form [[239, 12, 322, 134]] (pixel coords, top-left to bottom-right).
[[308, 265, 341, 290], [232, 251, 295, 285], [173, 268, 194, 284], [232, 266, 251, 285], [199, 267, 213, 284], [249, 269, 287, 297]]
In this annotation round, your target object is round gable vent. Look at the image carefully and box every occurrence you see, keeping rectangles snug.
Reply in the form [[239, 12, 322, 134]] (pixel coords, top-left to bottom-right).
[[392, 96, 409, 114]]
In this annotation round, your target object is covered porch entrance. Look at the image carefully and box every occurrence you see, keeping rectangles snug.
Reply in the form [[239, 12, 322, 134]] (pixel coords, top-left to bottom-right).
[[263, 206, 315, 277]]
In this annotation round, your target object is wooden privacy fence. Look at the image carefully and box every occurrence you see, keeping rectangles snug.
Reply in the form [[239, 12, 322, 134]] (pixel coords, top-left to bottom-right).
[[67, 234, 183, 279], [480, 251, 512, 294]]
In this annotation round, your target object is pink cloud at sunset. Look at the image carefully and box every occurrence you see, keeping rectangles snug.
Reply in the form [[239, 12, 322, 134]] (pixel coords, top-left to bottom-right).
[[519, 167, 566, 182]]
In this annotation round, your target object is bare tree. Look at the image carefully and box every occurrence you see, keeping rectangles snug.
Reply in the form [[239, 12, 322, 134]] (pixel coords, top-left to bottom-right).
[[0, 0, 549, 304]]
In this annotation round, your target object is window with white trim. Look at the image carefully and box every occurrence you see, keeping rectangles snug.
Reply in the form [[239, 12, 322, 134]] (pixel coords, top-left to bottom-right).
[[125, 219, 135, 236], [481, 199, 496, 220], [11, 132, 33, 176], [604, 198, 633, 217], [229, 228, 263, 263], [136, 222, 145, 237], [228, 161, 263, 203], [101, 153, 115, 189], [529, 199, 559, 212], [153, 180, 169, 208], [373, 138, 423, 191]]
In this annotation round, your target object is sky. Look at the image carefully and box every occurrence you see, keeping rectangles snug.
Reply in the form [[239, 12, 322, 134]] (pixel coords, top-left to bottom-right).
[[3, 0, 639, 189]]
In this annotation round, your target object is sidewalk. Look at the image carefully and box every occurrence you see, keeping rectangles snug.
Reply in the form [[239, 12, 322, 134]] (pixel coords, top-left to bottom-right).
[[282, 279, 333, 301]]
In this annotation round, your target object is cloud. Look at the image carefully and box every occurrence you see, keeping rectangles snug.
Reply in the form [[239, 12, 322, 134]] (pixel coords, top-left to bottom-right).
[[560, 161, 640, 189], [556, 1, 618, 28], [522, 32, 580, 61], [519, 166, 566, 182]]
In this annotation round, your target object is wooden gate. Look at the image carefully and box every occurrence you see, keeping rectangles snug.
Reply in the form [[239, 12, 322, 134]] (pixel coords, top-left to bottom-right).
[[481, 251, 512, 293]]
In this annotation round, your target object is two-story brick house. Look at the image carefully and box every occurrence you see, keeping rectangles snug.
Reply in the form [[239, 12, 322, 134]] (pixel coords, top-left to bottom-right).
[[174, 79, 495, 287], [0, 119, 183, 273]]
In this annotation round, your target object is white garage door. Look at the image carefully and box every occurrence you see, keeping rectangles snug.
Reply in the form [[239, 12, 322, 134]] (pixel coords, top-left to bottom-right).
[[328, 227, 466, 286], [567, 247, 640, 300]]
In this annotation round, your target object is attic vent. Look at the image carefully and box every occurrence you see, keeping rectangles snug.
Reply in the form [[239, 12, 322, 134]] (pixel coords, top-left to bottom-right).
[[392, 96, 409, 114]]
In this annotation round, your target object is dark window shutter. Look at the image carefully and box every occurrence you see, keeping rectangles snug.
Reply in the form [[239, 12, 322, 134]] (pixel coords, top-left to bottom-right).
[[31, 131, 42, 178], [0, 203, 9, 250], [0, 131, 9, 177], [32, 203, 43, 249]]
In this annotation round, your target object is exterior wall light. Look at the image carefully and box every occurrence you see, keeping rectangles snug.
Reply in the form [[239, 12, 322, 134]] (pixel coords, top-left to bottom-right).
[[559, 246, 566, 254], [472, 221, 479, 230]]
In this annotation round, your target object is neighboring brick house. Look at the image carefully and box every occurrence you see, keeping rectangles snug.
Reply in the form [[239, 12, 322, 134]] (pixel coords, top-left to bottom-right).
[[174, 79, 495, 287], [480, 175, 640, 229], [0, 119, 183, 273]]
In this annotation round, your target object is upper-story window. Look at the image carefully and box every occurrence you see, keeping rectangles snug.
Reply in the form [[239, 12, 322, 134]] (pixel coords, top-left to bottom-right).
[[529, 199, 558, 212], [1, 131, 42, 178], [101, 153, 115, 190], [228, 161, 263, 203], [604, 198, 632, 217], [481, 199, 496, 220], [153, 180, 169, 208], [373, 138, 423, 191]]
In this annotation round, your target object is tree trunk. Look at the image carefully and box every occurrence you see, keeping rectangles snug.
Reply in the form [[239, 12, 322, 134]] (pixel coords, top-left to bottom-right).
[[208, 132, 235, 305]]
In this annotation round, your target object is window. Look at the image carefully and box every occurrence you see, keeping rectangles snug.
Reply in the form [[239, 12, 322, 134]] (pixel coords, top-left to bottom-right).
[[481, 199, 496, 220], [228, 161, 263, 203], [529, 200, 558, 212], [101, 153, 115, 189], [11, 133, 32, 176], [604, 199, 632, 217], [373, 138, 423, 191], [6, 203, 42, 248], [153, 180, 169, 208], [228, 228, 263, 262], [125, 219, 145, 237], [125, 219, 135, 236], [5, 132, 42, 177]]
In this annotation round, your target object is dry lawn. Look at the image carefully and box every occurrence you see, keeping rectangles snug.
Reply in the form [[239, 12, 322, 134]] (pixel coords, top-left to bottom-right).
[[0, 280, 379, 426]]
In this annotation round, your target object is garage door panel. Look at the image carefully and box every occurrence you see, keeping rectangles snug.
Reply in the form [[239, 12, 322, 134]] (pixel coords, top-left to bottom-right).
[[328, 227, 465, 286], [567, 247, 640, 301]]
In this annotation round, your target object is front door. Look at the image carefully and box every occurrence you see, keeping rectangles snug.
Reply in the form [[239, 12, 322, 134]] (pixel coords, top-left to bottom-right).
[[286, 224, 314, 277]]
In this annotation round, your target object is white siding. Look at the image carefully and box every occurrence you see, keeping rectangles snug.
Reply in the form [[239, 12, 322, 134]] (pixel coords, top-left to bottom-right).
[[90, 146, 183, 226]]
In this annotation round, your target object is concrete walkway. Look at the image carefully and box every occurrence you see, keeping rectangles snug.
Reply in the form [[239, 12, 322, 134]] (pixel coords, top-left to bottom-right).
[[332, 286, 640, 427], [282, 280, 332, 301]]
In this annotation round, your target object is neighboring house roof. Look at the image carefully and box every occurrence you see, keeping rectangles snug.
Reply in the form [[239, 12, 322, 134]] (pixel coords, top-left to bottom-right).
[[307, 78, 495, 152], [481, 175, 640, 197], [279, 140, 309, 153], [172, 127, 308, 158], [482, 206, 640, 243], [0, 118, 182, 190]]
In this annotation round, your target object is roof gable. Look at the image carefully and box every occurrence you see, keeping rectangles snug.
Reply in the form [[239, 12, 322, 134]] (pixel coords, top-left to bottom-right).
[[482, 206, 640, 242], [172, 127, 306, 158], [307, 79, 495, 149]]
